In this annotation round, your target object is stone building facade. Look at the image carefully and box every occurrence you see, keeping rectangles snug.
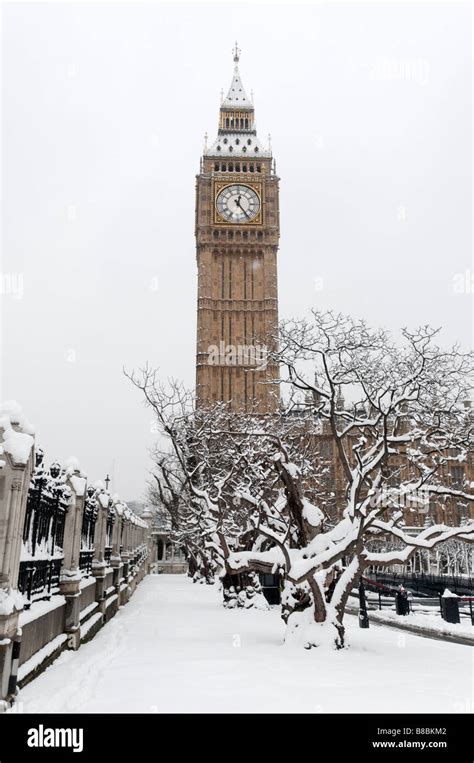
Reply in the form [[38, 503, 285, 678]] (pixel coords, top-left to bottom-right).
[[195, 45, 279, 412], [287, 401, 474, 530], [192, 46, 473, 561]]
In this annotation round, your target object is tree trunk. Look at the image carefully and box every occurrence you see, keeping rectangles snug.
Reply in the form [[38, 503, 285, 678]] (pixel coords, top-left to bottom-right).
[[222, 571, 268, 609]]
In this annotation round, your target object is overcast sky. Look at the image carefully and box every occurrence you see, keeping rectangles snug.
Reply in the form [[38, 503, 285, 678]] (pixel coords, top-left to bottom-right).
[[1, 1, 472, 501]]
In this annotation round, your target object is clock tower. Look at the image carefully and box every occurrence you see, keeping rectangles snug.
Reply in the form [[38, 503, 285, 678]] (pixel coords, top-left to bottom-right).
[[195, 45, 280, 412]]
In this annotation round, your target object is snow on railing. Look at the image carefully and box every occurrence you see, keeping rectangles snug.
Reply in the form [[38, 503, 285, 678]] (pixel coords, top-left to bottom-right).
[[15, 448, 150, 602]]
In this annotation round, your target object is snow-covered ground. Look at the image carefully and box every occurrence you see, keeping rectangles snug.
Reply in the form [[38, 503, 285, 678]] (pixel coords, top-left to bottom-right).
[[15, 575, 473, 714]]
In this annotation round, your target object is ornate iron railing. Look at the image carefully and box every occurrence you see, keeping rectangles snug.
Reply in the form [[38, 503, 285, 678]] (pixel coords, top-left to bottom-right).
[[19, 465, 69, 602], [22, 485, 67, 558], [79, 550, 94, 576], [18, 559, 63, 606], [80, 487, 98, 571], [129, 545, 148, 575]]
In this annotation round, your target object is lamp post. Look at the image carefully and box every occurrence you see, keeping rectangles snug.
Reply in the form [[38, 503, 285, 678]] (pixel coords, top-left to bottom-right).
[[359, 579, 370, 629]]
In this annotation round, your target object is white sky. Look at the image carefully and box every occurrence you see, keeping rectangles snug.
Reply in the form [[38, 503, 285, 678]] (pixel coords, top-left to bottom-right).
[[1, 1, 472, 500]]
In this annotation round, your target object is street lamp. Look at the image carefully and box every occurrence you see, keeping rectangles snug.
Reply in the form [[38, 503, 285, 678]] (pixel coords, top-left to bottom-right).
[[359, 579, 370, 629]]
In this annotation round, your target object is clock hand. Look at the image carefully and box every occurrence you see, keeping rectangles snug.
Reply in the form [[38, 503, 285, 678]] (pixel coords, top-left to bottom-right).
[[234, 196, 251, 219]]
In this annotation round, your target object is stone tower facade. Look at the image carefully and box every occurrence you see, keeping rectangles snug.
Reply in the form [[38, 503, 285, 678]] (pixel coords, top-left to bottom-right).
[[195, 45, 280, 412]]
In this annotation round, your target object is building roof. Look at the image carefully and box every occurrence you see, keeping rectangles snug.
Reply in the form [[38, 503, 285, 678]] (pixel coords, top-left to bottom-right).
[[204, 44, 271, 160], [206, 131, 271, 158], [221, 63, 253, 110]]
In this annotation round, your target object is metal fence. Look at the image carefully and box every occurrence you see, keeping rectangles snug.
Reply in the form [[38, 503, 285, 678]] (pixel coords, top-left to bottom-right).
[[18, 467, 69, 606], [80, 486, 98, 563], [367, 569, 473, 597], [360, 576, 474, 626]]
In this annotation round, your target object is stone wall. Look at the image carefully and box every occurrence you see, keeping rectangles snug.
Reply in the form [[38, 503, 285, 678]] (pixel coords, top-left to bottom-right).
[[0, 403, 153, 708]]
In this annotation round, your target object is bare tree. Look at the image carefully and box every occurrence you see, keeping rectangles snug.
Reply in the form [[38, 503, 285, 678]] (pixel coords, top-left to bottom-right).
[[127, 369, 327, 604], [223, 312, 474, 647], [127, 313, 473, 648]]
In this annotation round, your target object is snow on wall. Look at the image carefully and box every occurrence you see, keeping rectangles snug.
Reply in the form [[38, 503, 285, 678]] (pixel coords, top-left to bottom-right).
[[80, 612, 103, 639], [0, 401, 35, 467], [19, 595, 66, 627], [0, 587, 24, 616], [80, 602, 98, 619], [1, 430, 34, 466], [79, 577, 96, 590], [69, 474, 87, 497], [17, 634, 67, 683]]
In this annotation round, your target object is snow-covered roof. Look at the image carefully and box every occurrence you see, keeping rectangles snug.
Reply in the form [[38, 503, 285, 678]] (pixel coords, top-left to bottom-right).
[[204, 45, 272, 160], [222, 64, 253, 110], [205, 132, 271, 159]]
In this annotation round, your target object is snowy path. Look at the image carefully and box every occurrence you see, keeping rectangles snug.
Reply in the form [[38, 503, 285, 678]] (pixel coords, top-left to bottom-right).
[[17, 575, 473, 713]]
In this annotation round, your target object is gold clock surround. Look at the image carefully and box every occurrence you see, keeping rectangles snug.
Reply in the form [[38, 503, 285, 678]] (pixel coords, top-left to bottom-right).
[[213, 179, 263, 225]]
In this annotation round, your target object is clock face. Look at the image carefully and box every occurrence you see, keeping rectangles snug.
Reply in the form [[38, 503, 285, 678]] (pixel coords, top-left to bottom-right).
[[216, 184, 260, 223]]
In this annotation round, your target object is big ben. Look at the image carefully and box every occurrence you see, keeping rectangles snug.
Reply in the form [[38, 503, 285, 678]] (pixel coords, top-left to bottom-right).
[[195, 45, 280, 412]]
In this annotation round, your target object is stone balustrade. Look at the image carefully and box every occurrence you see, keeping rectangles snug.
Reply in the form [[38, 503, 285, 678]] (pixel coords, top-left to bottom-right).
[[0, 403, 152, 708]]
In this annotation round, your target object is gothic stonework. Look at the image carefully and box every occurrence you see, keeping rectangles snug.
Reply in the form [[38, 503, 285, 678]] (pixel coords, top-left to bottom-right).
[[195, 45, 279, 412]]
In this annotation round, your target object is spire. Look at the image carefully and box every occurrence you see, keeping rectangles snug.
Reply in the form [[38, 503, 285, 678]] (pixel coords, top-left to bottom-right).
[[222, 41, 253, 110], [203, 44, 272, 159], [336, 388, 345, 411]]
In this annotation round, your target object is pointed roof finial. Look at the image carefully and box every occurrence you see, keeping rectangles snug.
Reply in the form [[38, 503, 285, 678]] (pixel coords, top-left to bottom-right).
[[204, 132, 208, 151], [221, 43, 252, 109], [220, 88, 224, 104]]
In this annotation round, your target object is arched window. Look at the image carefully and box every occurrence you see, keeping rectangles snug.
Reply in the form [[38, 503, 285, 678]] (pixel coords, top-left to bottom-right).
[[225, 118, 229, 128], [229, 163, 234, 172], [157, 538, 164, 560], [245, 118, 249, 128]]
